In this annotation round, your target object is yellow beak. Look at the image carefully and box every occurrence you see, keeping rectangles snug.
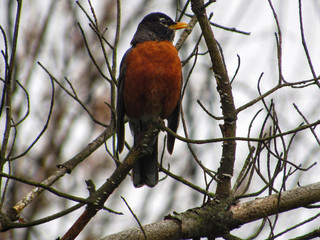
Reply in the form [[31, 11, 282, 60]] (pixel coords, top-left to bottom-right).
[[169, 22, 188, 30]]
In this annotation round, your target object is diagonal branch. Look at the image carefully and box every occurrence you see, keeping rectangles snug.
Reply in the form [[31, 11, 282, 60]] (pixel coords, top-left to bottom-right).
[[2, 126, 114, 224], [60, 123, 158, 240]]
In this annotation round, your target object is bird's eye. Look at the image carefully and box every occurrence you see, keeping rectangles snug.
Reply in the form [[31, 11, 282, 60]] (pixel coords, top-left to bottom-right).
[[159, 17, 169, 27]]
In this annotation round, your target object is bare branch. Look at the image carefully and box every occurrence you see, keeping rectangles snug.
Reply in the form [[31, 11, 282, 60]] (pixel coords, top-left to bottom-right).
[[101, 182, 320, 240], [298, 0, 319, 85], [191, 0, 237, 199]]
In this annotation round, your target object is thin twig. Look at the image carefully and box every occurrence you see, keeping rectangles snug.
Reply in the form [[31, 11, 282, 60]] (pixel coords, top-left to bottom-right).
[[298, 0, 319, 87], [293, 103, 320, 146], [160, 166, 215, 198], [2, 203, 84, 231], [0, 0, 23, 196], [230, 54, 241, 84], [10, 69, 55, 160], [236, 77, 319, 113], [158, 119, 320, 145], [36, 62, 107, 127], [121, 197, 147, 240], [268, 0, 284, 84], [9, 127, 112, 218]]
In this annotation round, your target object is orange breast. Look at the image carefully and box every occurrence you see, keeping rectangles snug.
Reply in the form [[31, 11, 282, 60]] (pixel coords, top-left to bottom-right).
[[123, 41, 182, 120]]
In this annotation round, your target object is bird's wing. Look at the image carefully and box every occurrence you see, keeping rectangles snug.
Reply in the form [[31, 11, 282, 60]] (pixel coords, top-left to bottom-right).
[[116, 48, 133, 153], [166, 75, 183, 154]]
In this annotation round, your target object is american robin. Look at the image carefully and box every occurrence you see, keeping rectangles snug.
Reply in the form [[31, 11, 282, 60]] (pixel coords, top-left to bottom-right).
[[117, 12, 187, 187]]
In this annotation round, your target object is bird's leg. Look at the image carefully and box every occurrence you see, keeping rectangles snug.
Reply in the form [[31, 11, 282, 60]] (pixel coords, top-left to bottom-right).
[[136, 121, 159, 156], [154, 116, 165, 127]]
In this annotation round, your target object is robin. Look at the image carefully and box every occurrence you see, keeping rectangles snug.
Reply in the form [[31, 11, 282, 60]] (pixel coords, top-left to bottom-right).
[[117, 12, 187, 187]]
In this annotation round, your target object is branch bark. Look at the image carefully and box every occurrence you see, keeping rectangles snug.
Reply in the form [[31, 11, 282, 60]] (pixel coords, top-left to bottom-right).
[[99, 182, 320, 240]]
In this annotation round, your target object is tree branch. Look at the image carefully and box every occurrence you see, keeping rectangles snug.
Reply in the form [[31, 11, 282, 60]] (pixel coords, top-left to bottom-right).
[[191, 0, 237, 199], [2, 126, 114, 224], [100, 182, 320, 240], [60, 123, 159, 240]]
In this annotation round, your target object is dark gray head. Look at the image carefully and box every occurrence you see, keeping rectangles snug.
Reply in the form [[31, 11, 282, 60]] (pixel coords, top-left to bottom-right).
[[130, 12, 187, 45]]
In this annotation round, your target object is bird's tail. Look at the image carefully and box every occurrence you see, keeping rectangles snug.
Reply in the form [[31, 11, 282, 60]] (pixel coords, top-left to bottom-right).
[[132, 137, 159, 187]]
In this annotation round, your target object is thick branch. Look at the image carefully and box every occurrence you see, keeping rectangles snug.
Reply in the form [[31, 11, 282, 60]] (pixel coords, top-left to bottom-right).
[[100, 182, 320, 240]]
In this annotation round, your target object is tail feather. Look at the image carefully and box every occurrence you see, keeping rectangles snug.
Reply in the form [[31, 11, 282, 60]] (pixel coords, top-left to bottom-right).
[[132, 138, 158, 187]]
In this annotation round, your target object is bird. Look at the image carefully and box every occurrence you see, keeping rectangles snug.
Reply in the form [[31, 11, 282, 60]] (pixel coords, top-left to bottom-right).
[[116, 12, 187, 187]]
